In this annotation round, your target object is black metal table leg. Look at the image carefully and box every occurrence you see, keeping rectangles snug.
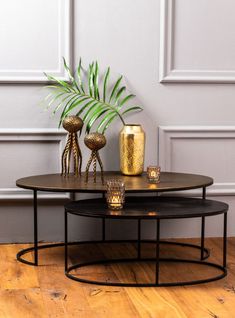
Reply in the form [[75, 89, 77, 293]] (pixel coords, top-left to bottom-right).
[[155, 219, 160, 285], [17, 189, 39, 266], [202, 187, 206, 200], [65, 210, 68, 272], [200, 187, 206, 260], [201, 216, 205, 260], [137, 219, 141, 260], [102, 218, 106, 241], [223, 212, 227, 268], [33, 190, 38, 266]]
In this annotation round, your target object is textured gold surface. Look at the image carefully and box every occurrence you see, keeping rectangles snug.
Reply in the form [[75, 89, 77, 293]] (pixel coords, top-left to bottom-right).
[[84, 133, 106, 184], [84, 132, 106, 150], [61, 116, 83, 176], [119, 124, 145, 175], [62, 116, 83, 133]]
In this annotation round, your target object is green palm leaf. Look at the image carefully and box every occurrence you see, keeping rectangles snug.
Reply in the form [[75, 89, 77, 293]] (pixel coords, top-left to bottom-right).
[[77, 58, 85, 94], [97, 111, 117, 133], [109, 75, 123, 103], [44, 85, 70, 95], [82, 101, 100, 123], [76, 100, 97, 117], [119, 94, 135, 108], [52, 93, 75, 115], [49, 92, 72, 109], [114, 86, 126, 105], [121, 106, 143, 116], [44, 73, 74, 93], [94, 61, 100, 99], [62, 57, 73, 82], [88, 63, 95, 97], [63, 57, 80, 93], [63, 96, 91, 118], [103, 67, 110, 102], [44, 58, 143, 134], [59, 95, 84, 126], [86, 108, 109, 134], [101, 113, 117, 134]]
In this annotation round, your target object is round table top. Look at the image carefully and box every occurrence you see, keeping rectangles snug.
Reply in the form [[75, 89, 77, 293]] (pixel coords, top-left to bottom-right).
[[16, 171, 213, 193], [65, 197, 228, 219]]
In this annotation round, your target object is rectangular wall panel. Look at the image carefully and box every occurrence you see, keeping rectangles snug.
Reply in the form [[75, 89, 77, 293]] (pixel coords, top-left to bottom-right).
[[0, 0, 72, 82], [159, 0, 235, 83], [158, 126, 235, 195], [0, 129, 69, 199]]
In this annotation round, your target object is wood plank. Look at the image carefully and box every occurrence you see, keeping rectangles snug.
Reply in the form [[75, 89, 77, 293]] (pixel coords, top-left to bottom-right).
[[0, 244, 38, 289], [0, 289, 47, 318], [125, 287, 188, 318], [1, 238, 235, 318], [36, 244, 139, 318]]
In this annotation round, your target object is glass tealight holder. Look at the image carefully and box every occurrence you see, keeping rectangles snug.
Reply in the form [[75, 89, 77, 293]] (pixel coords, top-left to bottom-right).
[[106, 179, 125, 210], [147, 166, 161, 183]]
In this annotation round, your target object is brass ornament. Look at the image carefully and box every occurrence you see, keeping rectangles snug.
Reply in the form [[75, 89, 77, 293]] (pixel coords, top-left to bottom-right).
[[61, 116, 83, 176], [84, 132, 106, 184], [119, 124, 145, 175]]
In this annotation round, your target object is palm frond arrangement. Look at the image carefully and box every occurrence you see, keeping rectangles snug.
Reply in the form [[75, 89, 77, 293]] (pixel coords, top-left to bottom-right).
[[44, 58, 143, 134]]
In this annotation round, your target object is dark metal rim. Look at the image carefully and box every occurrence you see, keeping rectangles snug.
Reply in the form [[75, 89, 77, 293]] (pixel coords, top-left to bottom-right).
[[16, 239, 210, 266], [65, 258, 227, 287], [66, 209, 228, 219], [16, 171, 213, 193]]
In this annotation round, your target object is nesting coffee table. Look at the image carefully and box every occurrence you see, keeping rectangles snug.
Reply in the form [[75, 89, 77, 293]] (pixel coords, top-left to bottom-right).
[[16, 171, 228, 286]]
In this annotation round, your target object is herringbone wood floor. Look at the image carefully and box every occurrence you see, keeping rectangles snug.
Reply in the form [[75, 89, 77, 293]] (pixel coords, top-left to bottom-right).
[[0, 238, 235, 318]]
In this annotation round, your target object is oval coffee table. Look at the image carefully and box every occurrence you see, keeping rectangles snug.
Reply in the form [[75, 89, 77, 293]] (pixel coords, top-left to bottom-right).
[[16, 171, 214, 266], [65, 196, 228, 287]]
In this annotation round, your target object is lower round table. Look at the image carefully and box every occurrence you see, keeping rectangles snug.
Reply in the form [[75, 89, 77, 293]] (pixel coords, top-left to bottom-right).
[[65, 196, 228, 287]]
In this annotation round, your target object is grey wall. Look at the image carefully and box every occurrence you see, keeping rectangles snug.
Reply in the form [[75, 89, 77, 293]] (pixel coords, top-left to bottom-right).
[[0, 0, 234, 242]]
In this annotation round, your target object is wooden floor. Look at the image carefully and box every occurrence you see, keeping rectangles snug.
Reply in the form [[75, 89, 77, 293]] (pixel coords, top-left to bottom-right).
[[0, 238, 235, 318]]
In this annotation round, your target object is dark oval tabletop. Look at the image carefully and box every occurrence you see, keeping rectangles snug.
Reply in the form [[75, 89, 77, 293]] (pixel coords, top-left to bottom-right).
[[16, 171, 213, 193], [65, 197, 228, 219]]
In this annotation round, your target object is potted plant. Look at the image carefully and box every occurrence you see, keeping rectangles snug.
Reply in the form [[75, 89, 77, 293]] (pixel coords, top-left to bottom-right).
[[44, 58, 145, 175]]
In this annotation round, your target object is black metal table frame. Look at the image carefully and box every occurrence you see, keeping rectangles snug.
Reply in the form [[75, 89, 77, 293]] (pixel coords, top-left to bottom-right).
[[17, 187, 209, 267], [16, 186, 228, 287], [64, 197, 227, 287]]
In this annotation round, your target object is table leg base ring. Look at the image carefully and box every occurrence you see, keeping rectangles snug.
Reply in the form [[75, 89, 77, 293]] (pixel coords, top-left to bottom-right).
[[65, 257, 227, 287], [16, 239, 210, 266]]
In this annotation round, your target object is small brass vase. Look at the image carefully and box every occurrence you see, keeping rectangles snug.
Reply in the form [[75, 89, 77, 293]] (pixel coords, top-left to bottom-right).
[[119, 124, 145, 175], [84, 132, 106, 184], [61, 116, 83, 176]]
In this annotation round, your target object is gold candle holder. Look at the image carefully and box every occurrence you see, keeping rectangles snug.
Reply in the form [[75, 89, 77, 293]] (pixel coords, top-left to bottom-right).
[[147, 166, 161, 183], [106, 180, 125, 210]]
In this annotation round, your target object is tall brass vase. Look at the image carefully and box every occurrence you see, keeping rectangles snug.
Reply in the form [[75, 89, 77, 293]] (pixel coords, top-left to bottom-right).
[[119, 124, 145, 175]]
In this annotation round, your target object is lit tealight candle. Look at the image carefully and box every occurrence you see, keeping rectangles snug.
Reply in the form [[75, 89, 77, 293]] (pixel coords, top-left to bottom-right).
[[110, 194, 120, 208], [106, 180, 125, 210], [147, 166, 161, 183]]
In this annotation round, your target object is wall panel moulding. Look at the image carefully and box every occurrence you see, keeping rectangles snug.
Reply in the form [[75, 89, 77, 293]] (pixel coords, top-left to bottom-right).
[[0, 0, 72, 82], [159, 0, 235, 83], [0, 129, 70, 200], [158, 126, 235, 196]]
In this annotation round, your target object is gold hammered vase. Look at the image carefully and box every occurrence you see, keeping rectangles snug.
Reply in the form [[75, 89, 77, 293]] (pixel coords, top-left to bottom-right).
[[119, 124, 145, 175]]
